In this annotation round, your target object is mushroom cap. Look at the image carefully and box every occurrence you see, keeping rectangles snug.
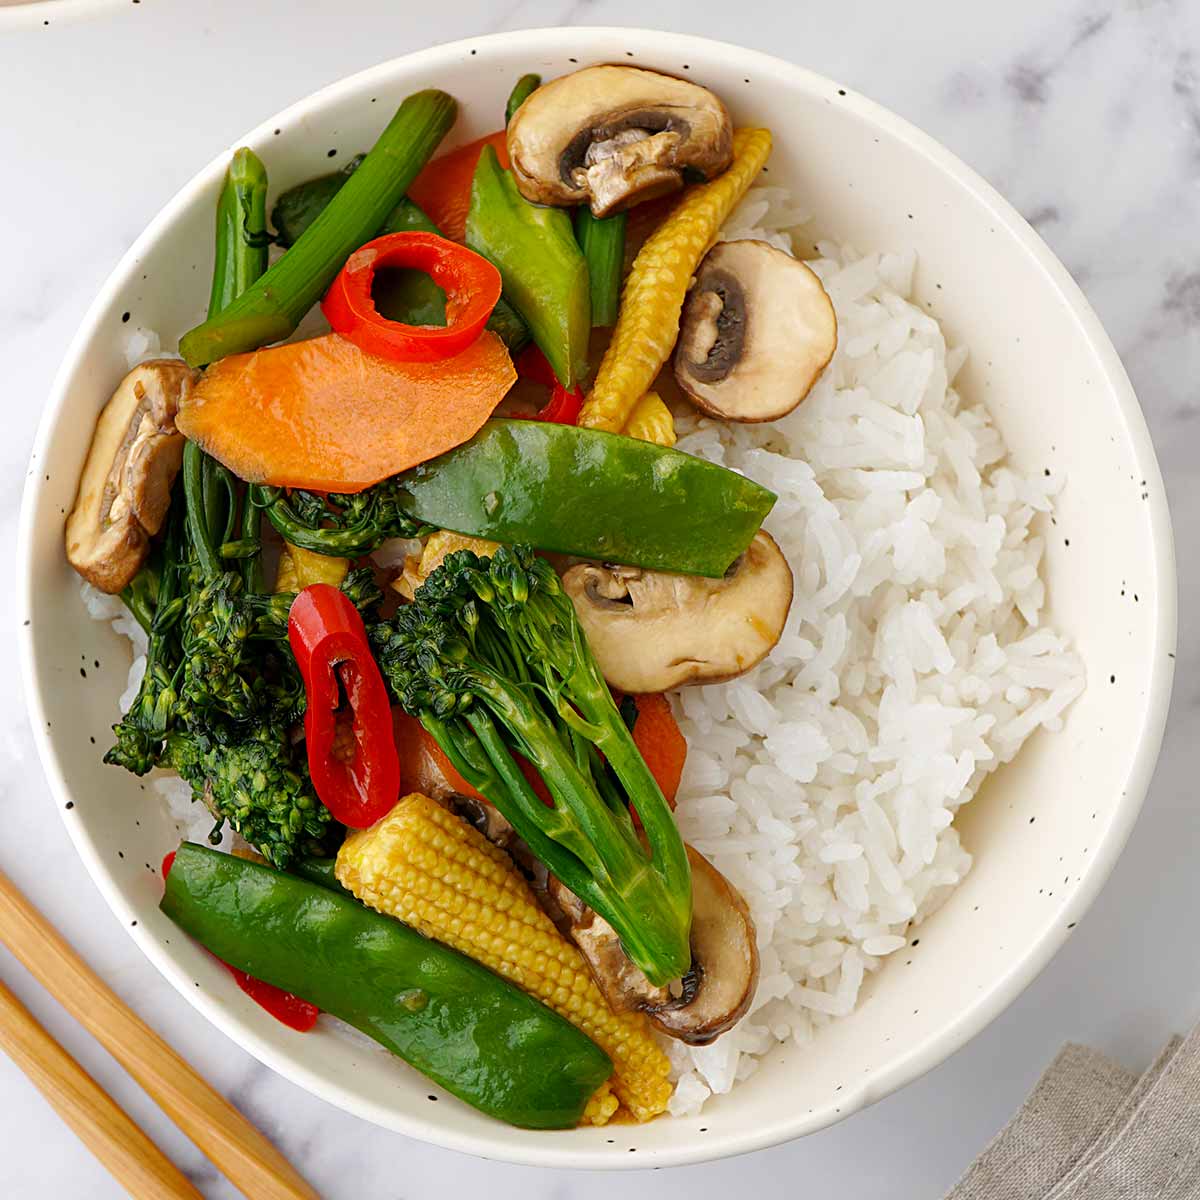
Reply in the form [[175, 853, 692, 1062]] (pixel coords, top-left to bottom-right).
[[65, 360, 193, 593], [646, 846, 759, 1045], [507, 65, 733, 217], [675, 239, 837, 422], [562, 530, 793, 693]]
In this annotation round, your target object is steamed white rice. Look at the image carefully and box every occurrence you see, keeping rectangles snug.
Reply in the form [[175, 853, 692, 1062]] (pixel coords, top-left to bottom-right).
[[94, 183, 1083, 1117]]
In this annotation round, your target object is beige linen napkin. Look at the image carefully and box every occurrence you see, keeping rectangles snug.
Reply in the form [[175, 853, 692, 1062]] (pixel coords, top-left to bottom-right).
[[947, 1026, 1200, 1199]]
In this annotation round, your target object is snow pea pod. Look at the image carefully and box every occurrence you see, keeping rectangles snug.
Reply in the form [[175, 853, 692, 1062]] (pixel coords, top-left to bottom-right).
[[465, 144, 590, 389], [402, 418, 776, 577], [161, 842, 611, 1129]]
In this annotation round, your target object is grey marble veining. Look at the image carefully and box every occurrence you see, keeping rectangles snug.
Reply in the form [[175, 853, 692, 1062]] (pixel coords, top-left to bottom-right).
[[0, 1, 1196, 1196]]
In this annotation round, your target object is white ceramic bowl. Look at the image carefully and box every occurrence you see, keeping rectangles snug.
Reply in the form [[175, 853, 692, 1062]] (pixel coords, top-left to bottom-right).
[[18, 27, 1175, 1169]]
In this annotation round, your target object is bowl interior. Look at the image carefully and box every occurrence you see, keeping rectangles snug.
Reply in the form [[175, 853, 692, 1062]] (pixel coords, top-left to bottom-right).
[[19, 28, 1173, 1168]]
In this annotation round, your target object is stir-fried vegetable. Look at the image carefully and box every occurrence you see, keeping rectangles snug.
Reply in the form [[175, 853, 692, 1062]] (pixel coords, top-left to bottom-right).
[[271, 164, 530, 353], [274, 543, 349, 592], [161, 842, 613, 1128], [321, 232, 502, 362], [580, 127, 773, 432], [465, 144, 591, 389], [270, 154, 364, 246], [369, 545, 692, 986], [288, 584, 399, 829], [622, 390, 676, 446], [180, 90, 456, 367], [176, 331, 516, 493], [338, 793, 672, 1122], [106, 495, 383, 864], [259, 418, 772, 576], [207, 148, 269, 318], [504, 73, 541, 125], [162, 850, 320, 1032], [407, 129, 509, 243], [573, 207, 625, 327], [399, 419, 773, 577]]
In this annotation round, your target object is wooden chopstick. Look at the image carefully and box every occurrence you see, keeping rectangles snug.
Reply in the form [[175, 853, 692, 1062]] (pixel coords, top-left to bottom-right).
[[0, 977, 202, 1199], [0, 867, 320, 1200]]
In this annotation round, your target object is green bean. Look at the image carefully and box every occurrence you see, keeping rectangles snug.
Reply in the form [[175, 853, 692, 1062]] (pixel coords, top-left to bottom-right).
[[505, 74, 541, 124], [573, 208, 626, 327]]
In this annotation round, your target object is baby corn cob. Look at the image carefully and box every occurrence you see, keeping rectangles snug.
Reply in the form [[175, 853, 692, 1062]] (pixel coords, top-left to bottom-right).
[[622, 391, 676, 447], [274, 542, 349, 592], [337, 794, 673, 1123], [394, 531, 501, 601], [580, 128, 773, 433]]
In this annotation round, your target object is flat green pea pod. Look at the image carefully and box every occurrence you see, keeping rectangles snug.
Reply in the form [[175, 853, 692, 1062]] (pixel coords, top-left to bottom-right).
[[403, 419, 776, 577], [161, 842, 612, 1129], [465, 144, 590, 389]]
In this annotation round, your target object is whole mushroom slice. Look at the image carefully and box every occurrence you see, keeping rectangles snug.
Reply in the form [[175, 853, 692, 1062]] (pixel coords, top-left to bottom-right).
[[562, 530, 793, 693], [65, 360, 194, 593], [549, 846, 759, 1045], [675, 239, 837, 422], [507, 65, 733, 217]]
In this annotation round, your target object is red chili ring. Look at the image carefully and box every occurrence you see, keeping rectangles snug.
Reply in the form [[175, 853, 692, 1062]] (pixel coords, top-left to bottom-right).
[[321, 231, 502, 363]]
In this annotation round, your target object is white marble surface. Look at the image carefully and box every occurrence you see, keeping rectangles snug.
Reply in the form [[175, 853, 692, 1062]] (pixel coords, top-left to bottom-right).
[[0, 1, 1197, 1195]]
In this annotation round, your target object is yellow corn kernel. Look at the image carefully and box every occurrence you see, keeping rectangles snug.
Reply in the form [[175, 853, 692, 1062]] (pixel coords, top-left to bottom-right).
[[337, 794, 673, 1124], [274, 542, 349, 592], [394, 531, 503, 601], [580, 128, 773, 433], [622, 391, 676, 447]]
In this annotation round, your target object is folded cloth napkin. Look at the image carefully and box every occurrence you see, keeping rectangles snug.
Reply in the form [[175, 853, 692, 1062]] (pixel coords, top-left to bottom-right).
[[946, 1026, 1200, 1199]]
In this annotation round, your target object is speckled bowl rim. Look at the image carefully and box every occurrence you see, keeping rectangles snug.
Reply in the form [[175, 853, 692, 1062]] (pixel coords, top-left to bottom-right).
[[18, 27, 1176, 1170], [0, 0, 127, 30]]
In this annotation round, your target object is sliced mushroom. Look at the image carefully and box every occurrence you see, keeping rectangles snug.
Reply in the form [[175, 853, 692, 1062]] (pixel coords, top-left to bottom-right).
[[675, 239, 837, 421], [562, 531, 793, 693], [507, 66, 732, 217], [446, 794, 517, 848], [65, 360, 194, 593], [550, 846, 759, 1045]]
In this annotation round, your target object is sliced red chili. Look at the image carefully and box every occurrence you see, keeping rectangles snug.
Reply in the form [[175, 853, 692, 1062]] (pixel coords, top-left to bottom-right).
[[288, 584, 400, 829], [161, 851, 319, 1032], [321, 231, 502, 363], [513, 344, 583, 425]]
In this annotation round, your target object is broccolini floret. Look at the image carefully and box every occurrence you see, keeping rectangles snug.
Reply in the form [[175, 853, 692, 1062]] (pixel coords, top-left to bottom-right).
[[370, 544, 693, 986]]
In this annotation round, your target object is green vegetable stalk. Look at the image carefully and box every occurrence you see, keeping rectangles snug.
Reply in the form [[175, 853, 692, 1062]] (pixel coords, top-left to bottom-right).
[[465, 144, 590, 388], [370, 545, 693, 986], [207, 147, 269, 317], [180, 89, 457, 367], [162, 842, 611, 1129], [574, 208, 626, 327], [261, 418, 776, 577], [269, 160, 529, 352], [107, 146, 383, 865], [505, 73, 541, 124]]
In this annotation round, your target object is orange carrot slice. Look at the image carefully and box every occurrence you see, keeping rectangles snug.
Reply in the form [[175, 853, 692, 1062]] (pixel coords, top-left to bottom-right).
[[628, 694, 686, 805], [407, 130, 510, 243], [177, 332, 515, 493]]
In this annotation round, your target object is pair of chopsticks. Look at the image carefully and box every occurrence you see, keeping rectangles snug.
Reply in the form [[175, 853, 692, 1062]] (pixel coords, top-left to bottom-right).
[[0, 866, 320, 1199]]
